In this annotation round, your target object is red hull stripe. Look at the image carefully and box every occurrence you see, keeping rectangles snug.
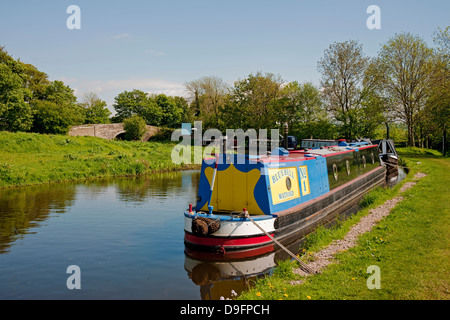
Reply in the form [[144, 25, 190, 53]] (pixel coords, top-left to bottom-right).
[[185, 245, 275, 260], [185, 232, 274, 248], [357, 145, 378, 150]]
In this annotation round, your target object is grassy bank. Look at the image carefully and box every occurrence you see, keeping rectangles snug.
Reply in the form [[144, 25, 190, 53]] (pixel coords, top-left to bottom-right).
[[0, 131, 197, 188], [239, 149, 449, 300]]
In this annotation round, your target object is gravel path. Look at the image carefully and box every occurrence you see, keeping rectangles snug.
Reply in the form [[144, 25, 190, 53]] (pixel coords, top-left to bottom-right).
[[291, 172, 427, 282]]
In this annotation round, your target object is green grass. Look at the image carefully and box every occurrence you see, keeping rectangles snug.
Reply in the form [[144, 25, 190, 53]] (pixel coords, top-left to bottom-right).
[[239, 149, 449, 300], [396, 146, 444, 157], [0, 131, 198, 188]]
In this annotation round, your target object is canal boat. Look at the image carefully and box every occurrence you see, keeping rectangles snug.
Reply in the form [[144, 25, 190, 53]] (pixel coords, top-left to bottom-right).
[[184, 139, 387, 253]]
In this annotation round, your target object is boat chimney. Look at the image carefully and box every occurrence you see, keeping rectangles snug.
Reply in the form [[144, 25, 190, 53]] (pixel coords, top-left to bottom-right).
[[385, 122, 390, 140], [284, 122, 289, 149]]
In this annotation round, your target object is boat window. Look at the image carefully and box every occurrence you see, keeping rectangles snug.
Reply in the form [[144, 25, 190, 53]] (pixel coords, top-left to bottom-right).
[[333, 163, 338, 181], [286, 177, 292, 190]]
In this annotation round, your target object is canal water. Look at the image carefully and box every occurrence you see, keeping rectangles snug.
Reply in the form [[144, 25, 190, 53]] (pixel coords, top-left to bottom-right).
[[0, 168, 406, 300], [0, 171, 212, 300]]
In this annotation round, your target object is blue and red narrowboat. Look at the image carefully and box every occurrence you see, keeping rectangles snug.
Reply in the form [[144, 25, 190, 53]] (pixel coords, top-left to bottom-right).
[[184, 139, 387, 253]]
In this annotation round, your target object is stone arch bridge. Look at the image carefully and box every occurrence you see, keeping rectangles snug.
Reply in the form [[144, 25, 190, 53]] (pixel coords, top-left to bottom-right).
[[68, 123, 160, 141]]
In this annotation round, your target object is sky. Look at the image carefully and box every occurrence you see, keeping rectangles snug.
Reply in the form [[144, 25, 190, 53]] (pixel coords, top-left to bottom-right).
[[0, 0, 449, 112]]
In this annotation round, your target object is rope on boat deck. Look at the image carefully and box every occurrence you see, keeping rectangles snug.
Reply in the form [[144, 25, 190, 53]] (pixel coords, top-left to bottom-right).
[[243, 211, 317, 275]]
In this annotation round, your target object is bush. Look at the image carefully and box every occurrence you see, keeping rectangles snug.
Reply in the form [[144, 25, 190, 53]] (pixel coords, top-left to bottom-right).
[[31, 100, 85, 134], [148, 127, 174, 141], [123, 115, 146, 141]]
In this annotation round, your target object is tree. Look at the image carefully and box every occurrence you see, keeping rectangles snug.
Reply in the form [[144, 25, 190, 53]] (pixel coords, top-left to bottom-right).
[[425, 26, 450, 154], [113, 89, 147, 121], [358, 88, 387, 138], [80, 92, 111, 124], [0, 63, 33, 132], [0, 48, 33, 132], [1, 47, 84, 134], [185, 76, 228, 129], [31, 80, 84, 134], [317, 40, 370, 140], [44, 80, 78, 105], [123, 115, 147, 141], [185, 79, 201, 118], [223, 72, 283, 131], [173, 95, 192, 124], [366, 32, 435, 146], [31, 100, 82, 134], [433, 26, 450, 57], [278, 81, 331, 138], [21, 63, 51, 101], [113, 89, 163, 125], [153, 94, 185, 128]]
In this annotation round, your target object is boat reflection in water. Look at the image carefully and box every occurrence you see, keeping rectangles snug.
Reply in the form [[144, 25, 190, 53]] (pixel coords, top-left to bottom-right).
[[184, 236, 307, 300]]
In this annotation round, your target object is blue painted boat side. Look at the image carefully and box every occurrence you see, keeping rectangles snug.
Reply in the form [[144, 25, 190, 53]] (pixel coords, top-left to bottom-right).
[[262, 156, 330, 215], [194, 153, 332, 216]]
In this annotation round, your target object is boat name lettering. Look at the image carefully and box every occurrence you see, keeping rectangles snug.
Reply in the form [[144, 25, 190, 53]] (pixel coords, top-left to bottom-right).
[[271, 168, 295, 184], [278, 190, 294, 200]]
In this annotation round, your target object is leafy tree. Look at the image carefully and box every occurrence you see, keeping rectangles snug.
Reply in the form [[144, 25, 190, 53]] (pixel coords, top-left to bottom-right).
[[358, 88, 387, 138], [185, 76, 228, 128], [43, 80, 78, 105], [123, 115, 147, 141], [113, 89, 163, 125], [433, 26, 450, 57], [425, 26, 450, 154], [31, 80, 84, 134], [113, 89, 147, 121], [0, 47, 24, 75], [317, 40, 370, 140], [185, 80, 201, 118], [0, 64, 33, 132], [223, 72, 283, 131], [153, 94, 185, 128], [278, 81, 335, 139], [80, 92, 111, 124], [173, 95, 192, 124], [21, 63, 51, 101], [366, 32, 435, 146], [0, 48, 33, 132], [31, 100, 82, 134]]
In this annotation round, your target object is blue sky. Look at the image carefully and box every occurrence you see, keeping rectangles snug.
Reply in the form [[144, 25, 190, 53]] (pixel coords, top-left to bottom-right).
[[1, 0, 449, 111]]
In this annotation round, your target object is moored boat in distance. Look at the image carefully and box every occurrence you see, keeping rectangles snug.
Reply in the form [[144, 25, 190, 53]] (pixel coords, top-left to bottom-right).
[[184, 138, 388, 253]]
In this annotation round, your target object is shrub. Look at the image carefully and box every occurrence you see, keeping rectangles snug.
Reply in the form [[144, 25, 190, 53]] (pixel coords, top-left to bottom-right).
[[123, 115, 146, 141]]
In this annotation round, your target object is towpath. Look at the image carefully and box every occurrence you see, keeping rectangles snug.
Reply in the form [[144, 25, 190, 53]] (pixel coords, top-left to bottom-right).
[[291, 172, 427, 281]]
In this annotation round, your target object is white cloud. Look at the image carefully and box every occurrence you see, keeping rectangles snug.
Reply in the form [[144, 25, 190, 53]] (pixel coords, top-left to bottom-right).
[[62, 77, 189, 112], [145, 49, 165, 56], [88, 78, 187, 95], [113, 33, 131, 39]]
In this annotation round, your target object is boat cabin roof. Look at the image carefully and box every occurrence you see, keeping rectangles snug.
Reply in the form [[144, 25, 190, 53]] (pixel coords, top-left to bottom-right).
[[257, 142, 376, 163], [203, 141, 377, 164]]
